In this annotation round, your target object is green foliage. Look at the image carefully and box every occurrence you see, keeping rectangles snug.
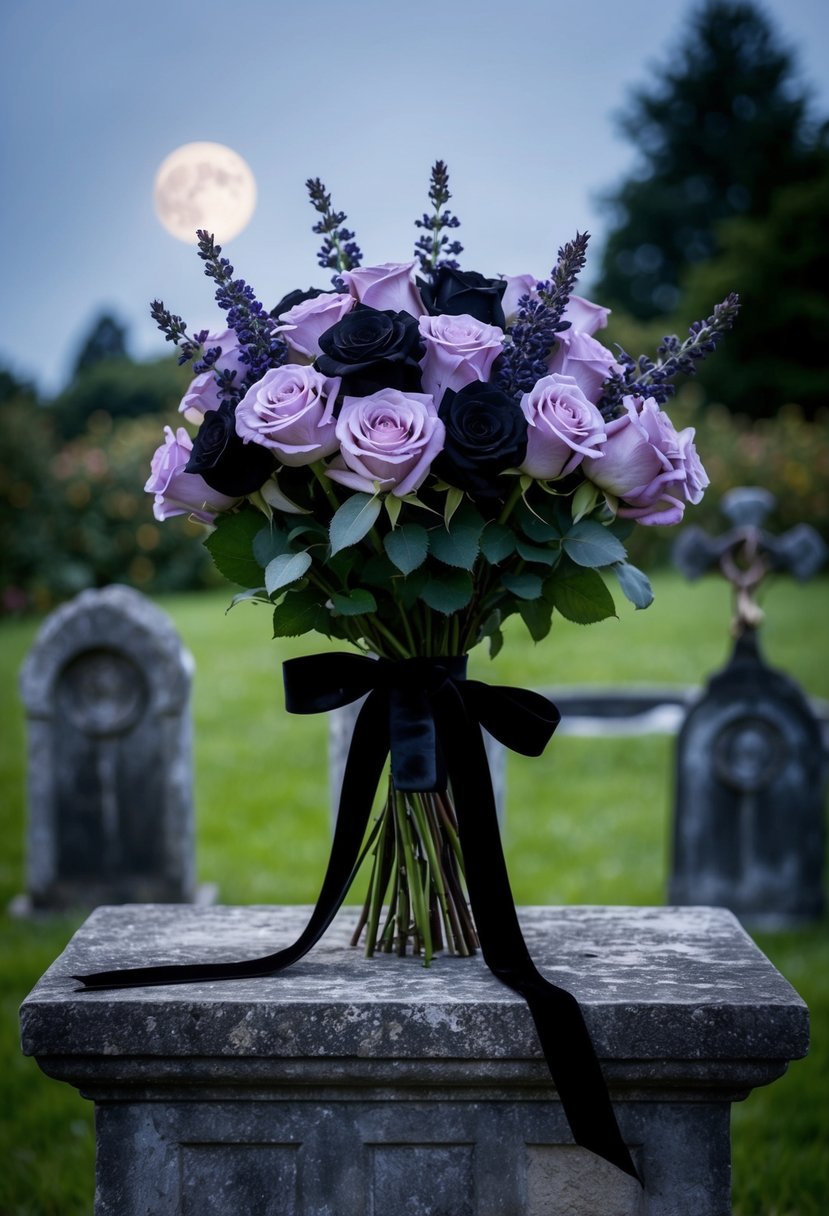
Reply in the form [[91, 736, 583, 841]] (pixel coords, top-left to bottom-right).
[[205, 507, 267, 587], [595, 0, 827, 319], [0, 385, 217, 615], [677, 160, 829, 419], [384, 523, 430, 574], [49, 353, 190, 440], [329, 492, 381, 554]]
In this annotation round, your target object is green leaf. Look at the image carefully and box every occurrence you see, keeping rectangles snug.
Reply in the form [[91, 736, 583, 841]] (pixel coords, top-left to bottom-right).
[[419, 570, 473, 614], [516, 499, 564, 542], [480, 522, 516, 563], [385, 494, 402, 528], [501, 571, 544, 599], [226, 587, 267, 613], [443, 485, 464, 527], [330, 588, 378, 616], [363, 553, 399, 586], [398, 567, 428, 610], [548, 565, 617, 624], [204, 508, 266, 587], [272, 587, 328, 638], [429, 502, 485, 570], [562, 519, 627, 568], [265, 550, 313, 596], [384, 523, 430, 575], [613, 561, 654, 609], [329, 493, 382, 555], [477, 608, 502, 640], [253, 526, 290, 567], [518, 597, 554, 642], [515, 538, 561, 566], [571, 480, 601, 524], [489, 628, 504, 659]]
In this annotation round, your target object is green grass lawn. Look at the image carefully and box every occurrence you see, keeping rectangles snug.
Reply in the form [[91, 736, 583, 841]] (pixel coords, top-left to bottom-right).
[[1, 572, 827, 1214]]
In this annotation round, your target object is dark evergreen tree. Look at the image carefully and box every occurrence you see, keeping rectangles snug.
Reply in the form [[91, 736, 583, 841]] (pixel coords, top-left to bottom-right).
[[73, 312, 129, 376], [679, 157, 829, 419], [595, 0, 826, 319]]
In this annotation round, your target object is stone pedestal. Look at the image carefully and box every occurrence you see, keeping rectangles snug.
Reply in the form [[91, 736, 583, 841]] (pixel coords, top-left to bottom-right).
[[20, 905, 807, 1216]]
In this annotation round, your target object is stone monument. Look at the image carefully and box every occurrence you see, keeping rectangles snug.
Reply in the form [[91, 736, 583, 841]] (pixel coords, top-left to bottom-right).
[[17, 584, 199, 911], [20, 903, 808, 1216], [671, 488, 827, 926]]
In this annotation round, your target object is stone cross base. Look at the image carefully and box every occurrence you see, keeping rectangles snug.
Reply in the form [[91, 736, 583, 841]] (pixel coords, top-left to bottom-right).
[[20, 905, 807, 1216]]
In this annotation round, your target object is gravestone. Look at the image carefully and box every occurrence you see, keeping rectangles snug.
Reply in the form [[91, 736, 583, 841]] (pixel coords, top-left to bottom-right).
[[17, 584, 198, 911], [671, 488, 827, 926]]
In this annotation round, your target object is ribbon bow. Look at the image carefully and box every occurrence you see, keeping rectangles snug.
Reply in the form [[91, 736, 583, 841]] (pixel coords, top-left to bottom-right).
[[76, 652, 637, 1181]]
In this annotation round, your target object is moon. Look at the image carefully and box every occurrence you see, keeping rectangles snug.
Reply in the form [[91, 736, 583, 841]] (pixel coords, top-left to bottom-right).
[[153, 141, 256, 244]]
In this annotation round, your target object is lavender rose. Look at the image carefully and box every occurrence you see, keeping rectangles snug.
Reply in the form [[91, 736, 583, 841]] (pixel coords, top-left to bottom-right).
[[519, 374, 607, 480], [235, 365, 341, 466], [418, 313, 504, 401], [500, 273, 536, 322], [341, 261, 425, 318], [561, 294, 611, 336], [327, 389, 444, 497], [581, 396, 709, 526], [276, 291, 354, 360], [546, 331, 622, 402], [178, 328, 246, 421], [145, 426, 239, 523]]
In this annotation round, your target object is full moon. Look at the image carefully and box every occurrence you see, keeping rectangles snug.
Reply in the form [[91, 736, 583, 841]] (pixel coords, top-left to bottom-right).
[[153, 141, 256, 244]]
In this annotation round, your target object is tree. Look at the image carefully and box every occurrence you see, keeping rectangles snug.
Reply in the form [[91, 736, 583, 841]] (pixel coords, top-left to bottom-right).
[[50, 353, 191, 440], [678, 158, 829, 419], [73, 312, 129, 377], [595, 0, 826, 319]]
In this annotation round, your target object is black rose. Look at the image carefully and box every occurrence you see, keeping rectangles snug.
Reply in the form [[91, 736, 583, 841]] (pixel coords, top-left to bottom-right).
[[418, 267, 507, 328], [270, 286, 327, 319], [315, 304, 423, 395], [186, 400, 276, 497], [433, 383, 528, 499]]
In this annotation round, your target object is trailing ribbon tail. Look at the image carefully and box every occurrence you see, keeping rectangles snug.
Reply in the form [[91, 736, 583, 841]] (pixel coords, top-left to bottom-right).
[[438, 679, 638, 1181]]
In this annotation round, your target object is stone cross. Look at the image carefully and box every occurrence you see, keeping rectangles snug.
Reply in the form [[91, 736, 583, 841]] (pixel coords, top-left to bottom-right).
[[672, 485, 826, 635], [17, 585, 198, 912], [670, 488, 827, 926]]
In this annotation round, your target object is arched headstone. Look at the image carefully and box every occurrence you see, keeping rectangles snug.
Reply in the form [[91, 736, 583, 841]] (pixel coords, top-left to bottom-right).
[[18, 585, 197, 911]]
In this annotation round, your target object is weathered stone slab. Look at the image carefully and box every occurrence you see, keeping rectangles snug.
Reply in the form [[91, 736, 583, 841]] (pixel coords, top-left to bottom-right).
[[17, 585, 198, 910], [20, 905, 807, 1215]]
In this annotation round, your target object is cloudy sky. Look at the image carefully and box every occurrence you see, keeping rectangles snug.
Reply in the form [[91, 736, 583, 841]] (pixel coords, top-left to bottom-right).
[[1, 0, 827, 396]]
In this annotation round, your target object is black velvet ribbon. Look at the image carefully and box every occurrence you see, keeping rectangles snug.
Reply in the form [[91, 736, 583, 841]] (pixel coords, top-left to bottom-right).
[[75, 652, 637, 1181]]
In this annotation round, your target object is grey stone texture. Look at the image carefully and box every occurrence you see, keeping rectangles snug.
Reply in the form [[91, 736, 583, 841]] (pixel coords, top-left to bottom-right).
[[671, 635, 827, 927], [21, 904, 807, 1215], [18, 585, 197, 910]]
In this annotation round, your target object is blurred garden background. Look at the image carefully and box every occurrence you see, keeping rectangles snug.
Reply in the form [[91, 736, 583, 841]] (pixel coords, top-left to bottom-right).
[[1, 0, 827, 1212]]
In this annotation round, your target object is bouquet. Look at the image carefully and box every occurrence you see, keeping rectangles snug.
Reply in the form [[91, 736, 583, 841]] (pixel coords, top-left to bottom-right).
[[90, 162, 738, 1176], [144, 161, 736, 956]]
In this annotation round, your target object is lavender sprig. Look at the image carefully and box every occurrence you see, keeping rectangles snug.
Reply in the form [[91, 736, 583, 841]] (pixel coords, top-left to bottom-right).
[[196, 229, 287, 389], [305, 178, 362, 276], [414, 160, 463, 273], [597, 292, 742, 418], [150, 301, 208, 367], [496, 233, 590, 398]]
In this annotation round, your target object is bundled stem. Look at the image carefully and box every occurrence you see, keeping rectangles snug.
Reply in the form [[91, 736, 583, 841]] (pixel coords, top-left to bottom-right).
[[351, 779, 478, 963]]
